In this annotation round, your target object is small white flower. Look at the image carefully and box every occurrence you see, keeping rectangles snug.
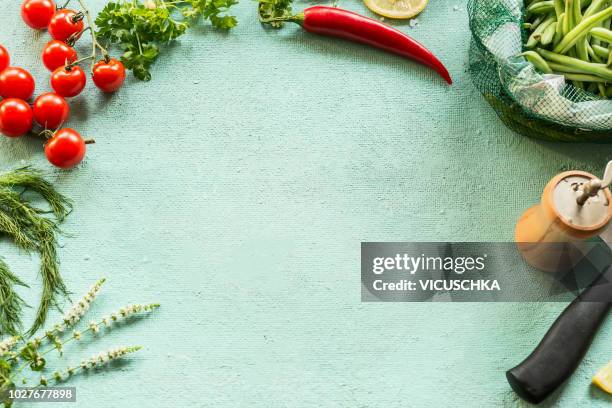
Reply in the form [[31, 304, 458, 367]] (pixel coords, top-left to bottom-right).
[[73, 331, 81, 341], [0, 336, 19, 355], [62, 279, 105, 327], [90, 321, 100, 333], [98, 352, 108, 364]]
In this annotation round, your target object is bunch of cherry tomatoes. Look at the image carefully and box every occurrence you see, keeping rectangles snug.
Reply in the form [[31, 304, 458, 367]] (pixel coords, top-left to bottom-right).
[[0, 0, 126, 168]]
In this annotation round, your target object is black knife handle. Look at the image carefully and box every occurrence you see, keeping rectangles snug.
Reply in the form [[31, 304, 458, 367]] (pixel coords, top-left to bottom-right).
[[506, 272, 611, 404]]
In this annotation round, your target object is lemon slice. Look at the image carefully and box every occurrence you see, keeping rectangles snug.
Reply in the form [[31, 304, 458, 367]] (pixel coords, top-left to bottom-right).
[[364, 0, 429, 19], [593, 361, 612, 394]]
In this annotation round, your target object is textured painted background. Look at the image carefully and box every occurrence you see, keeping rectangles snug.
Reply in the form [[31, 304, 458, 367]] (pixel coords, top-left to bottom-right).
[[0, 0, 611, 407]]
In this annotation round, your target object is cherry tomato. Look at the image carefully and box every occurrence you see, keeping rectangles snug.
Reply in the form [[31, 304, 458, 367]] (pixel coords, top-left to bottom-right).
[[44, 128, 86, 168], [48, 9, 83, 42], [21, 0, 56, 30], [42, 40, 77, 72], [92, 58, 126, 93], [33, 93, 70, 130], [0, 44, 9, 73], [50, 65, 86, 97], [0, 99, 33, 137], [0, 67, 35, 100]]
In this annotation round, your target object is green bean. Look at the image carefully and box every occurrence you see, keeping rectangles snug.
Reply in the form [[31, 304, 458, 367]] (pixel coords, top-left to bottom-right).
[[590, 27, 612, 42], [542, 18, 559, 44], [548, 61, 589, 72], [572, 0, 582, 25], [557, 72, 610, 82], [553, 0, 565, 17], [597, 82, 607, 96], [573, 0, 590, 60], [583, 0, 607, 19], [554, 7, 612, 54], [536, 47, 612, 79], [554, 12, 566, 45], [528, 1, 556, 14], [527, 15, 557, 47], [563, 0, 572, 35], [587, 41, 604, 62], [522, 51, 554, 72], [591, 43, 610, 58], [529, 15, 546, 31]]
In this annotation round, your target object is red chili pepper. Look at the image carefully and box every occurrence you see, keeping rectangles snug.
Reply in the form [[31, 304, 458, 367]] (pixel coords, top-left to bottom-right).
[[288, 6, 452, 85]]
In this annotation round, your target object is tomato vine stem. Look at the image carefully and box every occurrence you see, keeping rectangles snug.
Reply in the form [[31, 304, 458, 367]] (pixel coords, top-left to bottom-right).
[[75, 0, 109, 73], [30, 131, 95, 145]]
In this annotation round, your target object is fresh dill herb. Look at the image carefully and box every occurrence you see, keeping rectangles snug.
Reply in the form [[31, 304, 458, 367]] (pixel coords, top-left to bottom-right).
[[0, 168, 71, 336], [95, 0, 239, 81], [0, 260, 28, 336]]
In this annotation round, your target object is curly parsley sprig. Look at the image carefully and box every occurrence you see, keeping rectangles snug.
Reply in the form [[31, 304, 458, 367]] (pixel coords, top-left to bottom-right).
[[258, 0, 293, 28], [95, 0, 238, 81]]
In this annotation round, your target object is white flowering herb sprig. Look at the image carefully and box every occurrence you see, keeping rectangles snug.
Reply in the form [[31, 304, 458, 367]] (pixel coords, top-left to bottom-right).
[[0, 278, 159, 407]]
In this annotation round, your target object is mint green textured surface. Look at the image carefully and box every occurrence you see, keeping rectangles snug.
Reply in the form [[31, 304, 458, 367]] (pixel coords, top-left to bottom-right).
[[0, 1, 611, 407]]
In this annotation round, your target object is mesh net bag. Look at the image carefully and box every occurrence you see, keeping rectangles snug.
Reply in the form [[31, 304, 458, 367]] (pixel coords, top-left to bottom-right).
[[468, 0, 612, 143]]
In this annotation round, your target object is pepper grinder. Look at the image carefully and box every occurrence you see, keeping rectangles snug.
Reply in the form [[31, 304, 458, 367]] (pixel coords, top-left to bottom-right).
[[508, 161, 612, 404], [515, 161, 612, 272]]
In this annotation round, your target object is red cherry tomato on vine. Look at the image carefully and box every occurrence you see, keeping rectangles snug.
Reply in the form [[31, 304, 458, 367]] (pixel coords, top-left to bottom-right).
[[0, 67, 35, 100], [50, 65, 86, 97], [92, 58, 126, 93], [33, 93, 70, 130], [48, 9, 83, 42], [0, 44, 9, 73], [45, 128, 86, 168], [42, 40, 77, 72], [0, 98, 33, 137], [21, 0, 56, 30]]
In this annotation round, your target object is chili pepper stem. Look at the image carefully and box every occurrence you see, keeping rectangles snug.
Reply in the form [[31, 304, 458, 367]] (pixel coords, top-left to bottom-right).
[[259, 12, 304, 25]]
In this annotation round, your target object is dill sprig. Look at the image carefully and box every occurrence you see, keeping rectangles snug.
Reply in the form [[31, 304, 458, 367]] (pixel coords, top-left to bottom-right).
[[0, 168, 71, 336], [0, 260, 28, 336]]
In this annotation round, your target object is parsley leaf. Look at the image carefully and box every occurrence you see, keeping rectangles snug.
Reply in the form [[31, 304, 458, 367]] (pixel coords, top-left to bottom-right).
[[95, 0, 238, 81], [258, 0, 293, 28]]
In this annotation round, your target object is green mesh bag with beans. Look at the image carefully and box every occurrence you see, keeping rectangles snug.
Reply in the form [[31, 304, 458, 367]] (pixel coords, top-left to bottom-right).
[[468, 0, 612, 143]]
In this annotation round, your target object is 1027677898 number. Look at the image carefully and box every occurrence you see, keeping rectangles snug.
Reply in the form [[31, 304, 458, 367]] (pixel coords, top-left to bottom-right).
[[6, 387, 76, 402]]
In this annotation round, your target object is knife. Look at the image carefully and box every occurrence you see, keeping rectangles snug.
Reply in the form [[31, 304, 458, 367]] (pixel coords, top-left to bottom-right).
[[506, 262, 612, 404]]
